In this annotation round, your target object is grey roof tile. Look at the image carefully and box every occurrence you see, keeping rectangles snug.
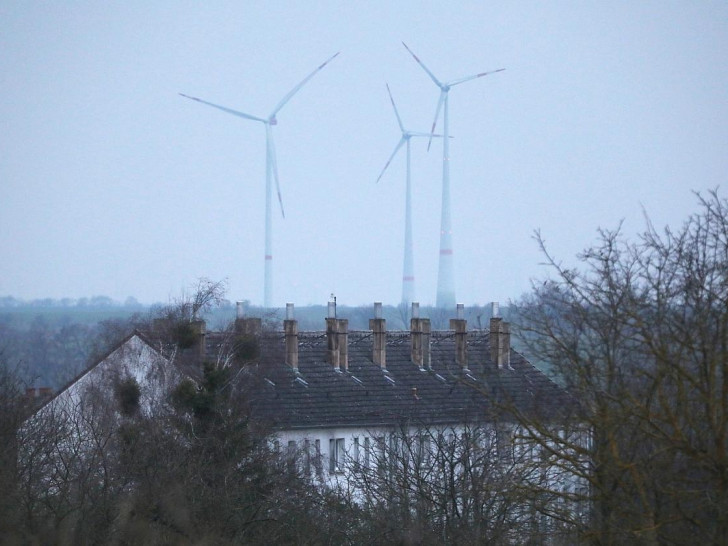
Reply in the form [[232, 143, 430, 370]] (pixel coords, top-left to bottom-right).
[[220, 328, 574, 430]]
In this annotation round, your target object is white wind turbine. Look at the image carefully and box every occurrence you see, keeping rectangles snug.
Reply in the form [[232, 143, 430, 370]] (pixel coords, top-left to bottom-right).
[[180, 52, 339, 308], [376, 84, 444, 307], [402, 43, 504, 309]]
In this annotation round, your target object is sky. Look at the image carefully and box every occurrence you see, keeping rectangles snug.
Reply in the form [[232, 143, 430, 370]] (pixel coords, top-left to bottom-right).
[[1, 1, 727, 308]]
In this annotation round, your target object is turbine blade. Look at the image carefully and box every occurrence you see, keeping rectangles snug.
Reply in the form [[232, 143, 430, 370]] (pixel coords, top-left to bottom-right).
[[449, 68, 505, 87], [268, 132, 285, 218], [270, 52, 340, 117], [427, 91, 446, 151], [410, 131, 446, 138], [376, 137, 407, 183], [402, 42, 443, 88], [386, 83, 405, 133], [179, 93, 266, 122]]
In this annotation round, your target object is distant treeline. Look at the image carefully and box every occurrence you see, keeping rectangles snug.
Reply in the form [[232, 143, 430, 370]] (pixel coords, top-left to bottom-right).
[[0, 295, 147, 309], [0, 295, 508, 330], [0, 298, 510, 389]]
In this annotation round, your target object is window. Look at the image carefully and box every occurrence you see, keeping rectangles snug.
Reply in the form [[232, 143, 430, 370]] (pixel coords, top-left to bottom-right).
[[287, 440, 297, 470], [329, 438, 345, 473], [353, 437, 360, 464], [418, 435, 431, 466], [376, 436, 386, 473], [388, 434, 399, 472], [364, 437, 371, 468], [496, 427, 514, 464], [304, 439, 311, 475], [315, 439, 322, 477]]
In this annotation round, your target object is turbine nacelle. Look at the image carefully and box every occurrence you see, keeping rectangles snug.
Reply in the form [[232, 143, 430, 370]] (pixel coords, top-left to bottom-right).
[[402, 43, 504, 146], [376, 83, 444, 184], [403, 130, 445, 140]]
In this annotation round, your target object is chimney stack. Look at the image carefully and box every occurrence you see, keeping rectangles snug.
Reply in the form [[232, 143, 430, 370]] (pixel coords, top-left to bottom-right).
[[326, 299, 348, 371], [449, 304, 468, 371], [235, 300, 261, 336], [490, 317, 511, 369], [284, 303, 298, 371], [369, 302, 386, 369], [410, 302, 431, 369], [236, 317, 262, 336], [190, 319, 207, 359], [339, 318, 349, 371], [326, 317, 339, 370]]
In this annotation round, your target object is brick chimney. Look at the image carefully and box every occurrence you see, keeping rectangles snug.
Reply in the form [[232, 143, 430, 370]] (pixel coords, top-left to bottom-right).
[[339, 319, 349, 371], [490, 317, 511, 369], [326, 300, 348, 371], [369, 302, 386, 369], [190, 319, 207, 359], [410, 302, 431, 369], [284, 303, 298, 371], [235, 300, 261, 336], [449, 304, 468, 371]]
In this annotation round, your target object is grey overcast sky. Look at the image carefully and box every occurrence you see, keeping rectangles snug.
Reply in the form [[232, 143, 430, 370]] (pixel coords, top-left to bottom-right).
[[1, 1, 727, 307]]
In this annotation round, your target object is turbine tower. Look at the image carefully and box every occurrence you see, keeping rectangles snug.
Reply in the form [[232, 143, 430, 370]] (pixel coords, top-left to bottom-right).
[[376, 84, 443, 306], [403, 43, 504, 308], [180, 52, 339, 308]]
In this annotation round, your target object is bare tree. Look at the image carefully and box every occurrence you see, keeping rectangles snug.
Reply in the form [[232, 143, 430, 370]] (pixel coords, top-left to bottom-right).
[[341, 421, 567, 544], [513, 190, 728, 544], [16, 377, 123, 543], [0, 357, 31, 544]]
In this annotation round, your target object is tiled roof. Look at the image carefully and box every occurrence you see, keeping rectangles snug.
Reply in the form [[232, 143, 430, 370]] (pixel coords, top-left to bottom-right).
[[30, 321, 574, 431], [222, 329, 574, 431]]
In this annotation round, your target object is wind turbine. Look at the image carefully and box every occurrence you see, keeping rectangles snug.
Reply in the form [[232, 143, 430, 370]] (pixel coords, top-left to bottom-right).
[[402, 43, 504, 309], [376, 84, 444, 306], [180, 52, 339, 308]]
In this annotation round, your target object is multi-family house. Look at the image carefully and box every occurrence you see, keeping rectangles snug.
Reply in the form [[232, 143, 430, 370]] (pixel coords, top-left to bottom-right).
[[21, 301, 584, 539]]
